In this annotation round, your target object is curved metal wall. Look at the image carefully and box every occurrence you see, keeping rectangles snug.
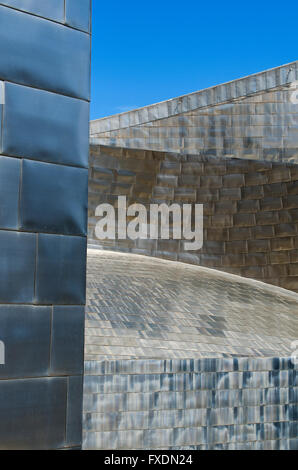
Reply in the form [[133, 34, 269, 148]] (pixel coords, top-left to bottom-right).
[[87, 62, 298, 293], [88, 144, 298, 293], [0, 1, 91, 449], [83, 357, 298, 450], [83, 250, 298, 450], [85, 60, 298, 451]]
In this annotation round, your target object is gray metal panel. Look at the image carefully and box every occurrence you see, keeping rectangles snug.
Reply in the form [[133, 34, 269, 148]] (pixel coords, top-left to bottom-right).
[[36, 234, 87, 305], [2, 82, 89, 168], [0, 5, 90, 99], [0, 377, 67, 450], [85, 249, 298, 360], [51, 306, 85, 375], [65, 0, 91, 33], [0, 0, 90, 449], [0, 155, 20, 229], [0, 305, 51, 379], [0, 0, 64, 22], [66, 376, 84, 446], [83, 356, 298, 450], [0, 230, 36, 303], [20, 159, 88, 235]]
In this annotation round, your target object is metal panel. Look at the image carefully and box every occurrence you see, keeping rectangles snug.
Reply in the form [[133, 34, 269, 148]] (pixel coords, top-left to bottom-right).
[[2, 82, 89, 168], [51, 306, 85, 375], [0, 305, 51, 379], [0, 155, 20, 229], [0, 230, 36, 303], [83, 355, 298, 449], [66, 376, 84, 446], [20, 159, 88, 235], [36, 234, 87, 305], [0, 5, 90, 99], [65, 0, 91, 33], [0, 0, 90, 450], [0, 377, 67, 450], [0, 0, 64, 22]]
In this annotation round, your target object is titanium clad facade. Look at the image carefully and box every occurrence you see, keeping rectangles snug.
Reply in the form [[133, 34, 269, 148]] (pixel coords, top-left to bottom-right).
[[88, 62, 298, 293], [90, 62, 298, 164], [88, 145, 298, 293], [83, 250, 298, 450], [86, 63, 298, 450], [0, 2, 91, 449], [83, 358, 298, 450]]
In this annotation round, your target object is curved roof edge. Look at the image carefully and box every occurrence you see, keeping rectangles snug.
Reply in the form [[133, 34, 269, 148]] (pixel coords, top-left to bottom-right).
[[87, 247, 298, 303]]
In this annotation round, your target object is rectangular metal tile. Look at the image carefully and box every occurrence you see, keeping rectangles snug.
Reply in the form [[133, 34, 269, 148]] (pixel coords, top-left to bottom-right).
[[2, 82, 89, 168], [20, 159, 88, 235], [66, 376, 84, 446], [0, 156, 20, 229], [0, 0, 64, 22], [36, 234, 87, 305], [0, 377, 67, 449], [0, 305, 51, 379], [83, 358, 298, 449], [0, 1, 90, 451], [51, 306, 85, 375], [0, 5, 90, 99], [0, 230, 36, 303], [65, 0, 91, 33]]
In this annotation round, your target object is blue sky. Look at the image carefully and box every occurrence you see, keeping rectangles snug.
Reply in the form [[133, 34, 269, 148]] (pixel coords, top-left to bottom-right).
[[91, 0, 297, 120]]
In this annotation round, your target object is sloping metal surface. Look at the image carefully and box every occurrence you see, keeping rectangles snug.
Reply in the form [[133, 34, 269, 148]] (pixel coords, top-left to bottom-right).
[[85, 249, 298, 361]]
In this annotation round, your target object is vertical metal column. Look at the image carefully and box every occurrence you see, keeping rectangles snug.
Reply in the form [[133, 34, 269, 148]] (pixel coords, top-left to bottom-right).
[[0, 0, 91, 449]]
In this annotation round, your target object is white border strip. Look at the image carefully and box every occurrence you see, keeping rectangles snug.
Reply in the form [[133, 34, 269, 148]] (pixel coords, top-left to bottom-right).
[[0, 81, 5, 105]]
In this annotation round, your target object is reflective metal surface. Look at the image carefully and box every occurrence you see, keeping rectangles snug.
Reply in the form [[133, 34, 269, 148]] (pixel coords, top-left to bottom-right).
[[51, 306, 85, 376], [0, 377, 67, 450], [90, 62, 298, 165], [83, 249, 298, 450], [87, 63, 298, 450], [21, 159, 88, 235], [0, 305, 51, 379], [0, 5, 90, 99], [0, 2, 91, 449], [2, 82, 89, 168], [88, 144, 298, 293], [36, 234, 87, 305], [0, 0, 65, 23], [0, 156, 20, 229], [85, 249, 298, 361], [67, 375, 84, 446], [0, 230, 36, 303], [88, 63, 298, 293], [65, 0, 91, 33]]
